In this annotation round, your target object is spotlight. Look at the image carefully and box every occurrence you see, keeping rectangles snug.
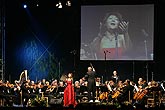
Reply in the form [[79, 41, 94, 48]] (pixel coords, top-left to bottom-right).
[[66, 1, 71, 6], [23, 4, 27, 8], [56, 1, 62, 8]]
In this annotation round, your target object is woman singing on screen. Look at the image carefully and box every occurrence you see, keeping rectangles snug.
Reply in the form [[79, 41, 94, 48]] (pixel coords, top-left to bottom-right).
[[91, 12, 132, 60]]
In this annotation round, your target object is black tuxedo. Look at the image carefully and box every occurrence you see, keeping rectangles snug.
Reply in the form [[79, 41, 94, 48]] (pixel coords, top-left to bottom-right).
[[86, 70, 96, 101]]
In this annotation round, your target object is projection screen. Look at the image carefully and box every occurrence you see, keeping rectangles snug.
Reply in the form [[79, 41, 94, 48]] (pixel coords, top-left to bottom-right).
[[80, 4, 154, 60]]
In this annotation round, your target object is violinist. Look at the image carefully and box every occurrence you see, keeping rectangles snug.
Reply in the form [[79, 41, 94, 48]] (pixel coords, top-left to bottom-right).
[[34, 81, 43, 95], [49, 79, 58, 97], [13, 80, 21, 105], [29, 80, 37, 94], [0, 80, 13, 106], [44, 81, 51, 95]]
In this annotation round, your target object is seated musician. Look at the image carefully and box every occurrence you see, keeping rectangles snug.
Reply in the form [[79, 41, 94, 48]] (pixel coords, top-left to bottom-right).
[[74, 81, 81, 103], [44, 81, 51, 95], [13, 80, 21, 105], [117, 79, 134, 103], [21, 81, 31, 107], [29, 80, 37, 94], [79, 77, 85, 86], [49, 79, 58, 97], [56, 80, 65, 98], [0, 80, 13, 106], [110, 80, 123, 101], [34, 81, 43, 95], [160, 81, 165, 96], [108, 80, 116, 94]]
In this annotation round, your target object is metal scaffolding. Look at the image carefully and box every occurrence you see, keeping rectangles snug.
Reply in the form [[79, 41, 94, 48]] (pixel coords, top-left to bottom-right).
[[0, 0, 5, 81]]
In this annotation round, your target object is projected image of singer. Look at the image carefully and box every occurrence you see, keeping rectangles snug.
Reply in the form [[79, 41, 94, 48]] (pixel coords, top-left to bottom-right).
[[91, 12, 132, 60]]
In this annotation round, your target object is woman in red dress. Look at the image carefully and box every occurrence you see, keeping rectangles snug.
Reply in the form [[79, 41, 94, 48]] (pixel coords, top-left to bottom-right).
[[63, 72, 77, 107]]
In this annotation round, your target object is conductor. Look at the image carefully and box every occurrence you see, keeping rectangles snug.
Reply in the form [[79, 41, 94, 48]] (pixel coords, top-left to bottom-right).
[[85, 64, 96, 102]]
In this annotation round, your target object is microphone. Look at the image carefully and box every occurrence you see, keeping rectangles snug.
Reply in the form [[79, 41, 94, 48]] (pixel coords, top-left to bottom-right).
[[142, 29, 148, 37], [99, 22, 102, 29], [104, 50, 111, 53]]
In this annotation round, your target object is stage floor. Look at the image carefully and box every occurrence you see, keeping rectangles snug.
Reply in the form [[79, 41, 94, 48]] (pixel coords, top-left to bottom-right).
[[74, 102, 164, 110], [7, 101, 165, 110]]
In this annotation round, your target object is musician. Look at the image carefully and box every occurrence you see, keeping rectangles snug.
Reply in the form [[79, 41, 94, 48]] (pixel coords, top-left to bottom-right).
[[29, 80, 37, 94], [137, 77, 143, 87], [110, 80, 123, 102], [79, 77, 85, 86], [20, 80, 31, 107], [74, 81, 81, 103], [35, 81, 43, 94], [111, 70, 120, 84], [160, 81, 165, 95], [85, 66, 97, 102], [117, 79, 134, 103], [0, 80, 13, 106], [42, 79, 46, 86], [107, 80, 116, 93], [13, 80, 21, 105], [49, 79, 58, 97]]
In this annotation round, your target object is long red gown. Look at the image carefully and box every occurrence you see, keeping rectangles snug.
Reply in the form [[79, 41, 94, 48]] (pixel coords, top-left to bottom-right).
[[63, 80, 77, 107]]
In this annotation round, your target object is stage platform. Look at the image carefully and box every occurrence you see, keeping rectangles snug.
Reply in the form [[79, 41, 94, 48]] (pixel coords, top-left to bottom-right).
[[1, 101, 165, 110]]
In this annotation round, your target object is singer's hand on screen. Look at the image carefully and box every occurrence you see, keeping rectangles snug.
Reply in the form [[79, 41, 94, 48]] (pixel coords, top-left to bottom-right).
[[119, 21, 129, 33]]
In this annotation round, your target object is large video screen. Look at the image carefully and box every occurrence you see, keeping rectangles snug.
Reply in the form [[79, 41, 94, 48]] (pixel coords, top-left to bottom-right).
[[80, 4, 154, 60]]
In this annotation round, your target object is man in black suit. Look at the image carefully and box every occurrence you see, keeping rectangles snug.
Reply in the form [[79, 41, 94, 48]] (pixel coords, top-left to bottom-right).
[[85, 66, 96, 102]]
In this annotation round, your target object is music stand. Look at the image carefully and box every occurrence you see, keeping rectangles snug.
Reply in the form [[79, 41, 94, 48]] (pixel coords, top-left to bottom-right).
[[79, 86, 88, 102], [42, 86, 48, 92], [99, 86, 109, 103], [99, 86, 108, 93], [80, 86, 88, 94], [56, 86, 65, 98], [57, 86, 65, 93]]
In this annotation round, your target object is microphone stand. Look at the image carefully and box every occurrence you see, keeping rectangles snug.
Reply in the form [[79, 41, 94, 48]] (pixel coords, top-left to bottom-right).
[[104, 50, 110, 81], [146, 62, 149, 83], [70, 50, 76, 74], [132, 61, 135, 81], [144, 39, 148, 59], [114, 32, 118, 59]]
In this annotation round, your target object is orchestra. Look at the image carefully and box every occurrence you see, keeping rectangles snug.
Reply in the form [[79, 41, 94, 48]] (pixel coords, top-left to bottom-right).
[[0, 73, 165, 107]]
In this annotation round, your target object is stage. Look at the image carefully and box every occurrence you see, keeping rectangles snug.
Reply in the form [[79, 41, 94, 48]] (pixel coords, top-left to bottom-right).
[[7, 101, 165, 110]]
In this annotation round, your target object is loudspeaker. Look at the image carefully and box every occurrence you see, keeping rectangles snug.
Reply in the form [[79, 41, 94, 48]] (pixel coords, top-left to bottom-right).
[[49, 97, 63, 105]]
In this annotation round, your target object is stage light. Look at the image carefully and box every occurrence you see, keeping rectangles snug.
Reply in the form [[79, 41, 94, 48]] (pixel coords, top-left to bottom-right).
[[23, 4, 27, 8], [66, 1, 71, 6], [56, 1, 62, 8]]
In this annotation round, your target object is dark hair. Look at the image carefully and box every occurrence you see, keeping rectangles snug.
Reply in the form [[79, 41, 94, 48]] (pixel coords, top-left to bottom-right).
[[100, 12, 123, 36], [102, 12, 123, 24]]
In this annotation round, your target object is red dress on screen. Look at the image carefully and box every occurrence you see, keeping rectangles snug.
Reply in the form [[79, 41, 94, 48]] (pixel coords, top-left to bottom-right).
[[63, 80, 77, 107], [100, 47, 123, 59]]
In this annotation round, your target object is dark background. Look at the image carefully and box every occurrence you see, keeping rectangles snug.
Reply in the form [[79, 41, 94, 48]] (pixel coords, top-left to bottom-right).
[[1, 0, 164, 83]]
